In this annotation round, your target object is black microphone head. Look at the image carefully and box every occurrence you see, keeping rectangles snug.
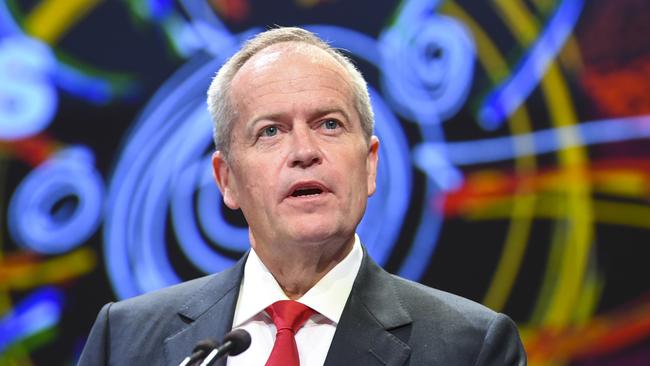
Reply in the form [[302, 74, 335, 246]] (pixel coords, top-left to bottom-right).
[[223, 329, 251, 356], [193, 338, 220, 353]]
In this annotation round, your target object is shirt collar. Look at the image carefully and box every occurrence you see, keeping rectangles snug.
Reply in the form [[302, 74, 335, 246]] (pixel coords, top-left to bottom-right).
[[232, 235, 363, 327]]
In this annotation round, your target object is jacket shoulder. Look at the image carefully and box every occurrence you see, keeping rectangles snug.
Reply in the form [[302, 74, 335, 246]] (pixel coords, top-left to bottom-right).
[[386, 274, 526, 365], [390, 274, 498, 327], [110, 274, 216, 318]]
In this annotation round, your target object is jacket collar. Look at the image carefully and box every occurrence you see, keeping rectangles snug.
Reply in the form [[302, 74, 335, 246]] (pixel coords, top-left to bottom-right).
[[163, 254, 247, 366], [162, 247, 413, 366], [324, 248, 413, 366]]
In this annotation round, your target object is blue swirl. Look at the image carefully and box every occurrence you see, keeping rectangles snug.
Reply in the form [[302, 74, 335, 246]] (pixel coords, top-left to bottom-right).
[[478, 0, 585, 130], [379, 8, 475, 125], [104, 53, 231, 298], [0, 35, 57, 140], [8, 147, 104, 254]]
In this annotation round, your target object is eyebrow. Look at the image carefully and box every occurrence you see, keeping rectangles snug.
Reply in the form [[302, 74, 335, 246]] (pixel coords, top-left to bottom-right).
[[313, 107, 351, 122], [244, 113, 284, 138]]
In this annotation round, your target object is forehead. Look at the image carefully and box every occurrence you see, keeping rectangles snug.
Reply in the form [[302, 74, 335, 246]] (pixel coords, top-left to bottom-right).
[[229, 42, 355, 109]]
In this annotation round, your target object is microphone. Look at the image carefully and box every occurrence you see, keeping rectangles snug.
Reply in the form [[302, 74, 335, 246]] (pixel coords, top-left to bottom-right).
[[199, 329, 251, 366], [178, 339, 220, 366]]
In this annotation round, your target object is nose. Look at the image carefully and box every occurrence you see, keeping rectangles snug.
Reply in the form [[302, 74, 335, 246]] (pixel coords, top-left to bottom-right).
[[288, 127, 322, 169]]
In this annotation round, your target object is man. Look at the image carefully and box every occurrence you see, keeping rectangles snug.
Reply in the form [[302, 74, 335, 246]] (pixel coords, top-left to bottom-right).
[[78, 27, 527, 365]]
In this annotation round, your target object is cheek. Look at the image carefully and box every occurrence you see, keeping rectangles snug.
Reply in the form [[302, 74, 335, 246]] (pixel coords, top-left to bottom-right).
[[342, 158, 371, 198], [240, 170, 277, 208]]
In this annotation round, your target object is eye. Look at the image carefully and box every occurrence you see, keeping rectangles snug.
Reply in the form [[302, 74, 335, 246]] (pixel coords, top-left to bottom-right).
[[322, 119, 340, 130], [260, 125, 278, 137]]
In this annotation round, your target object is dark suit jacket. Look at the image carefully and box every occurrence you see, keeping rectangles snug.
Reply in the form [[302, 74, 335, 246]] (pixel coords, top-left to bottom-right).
[[78, 249, 527, 365]]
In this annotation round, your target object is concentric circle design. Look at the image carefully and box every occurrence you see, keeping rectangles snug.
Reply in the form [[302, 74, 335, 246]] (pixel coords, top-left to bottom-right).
[[8, 147, 104, 254], [104, 26, 420, 299], [380, 11, 475, 124], [0, 35, 57, 140]]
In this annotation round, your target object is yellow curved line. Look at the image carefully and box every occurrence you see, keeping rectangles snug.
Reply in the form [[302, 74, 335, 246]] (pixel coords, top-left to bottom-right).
[[441, 1, 537, 312], [24, 0, 101, 44], [574, 262, 603, 325], [539, 45, 592, 330], [495, 0, 539, 43], [493, 0, 593, 332], [439, 3, 510, 83]]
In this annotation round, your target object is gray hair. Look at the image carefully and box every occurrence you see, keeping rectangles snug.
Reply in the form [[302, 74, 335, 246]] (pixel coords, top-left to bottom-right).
[[206, 27, 374, 159]]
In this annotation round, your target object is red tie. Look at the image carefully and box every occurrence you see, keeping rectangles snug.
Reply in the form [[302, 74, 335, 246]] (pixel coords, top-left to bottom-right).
[[265, 300, 316, 366]]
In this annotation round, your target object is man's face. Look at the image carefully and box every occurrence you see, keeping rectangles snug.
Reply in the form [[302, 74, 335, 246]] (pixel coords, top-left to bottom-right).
[[212, 43, 379, 251]]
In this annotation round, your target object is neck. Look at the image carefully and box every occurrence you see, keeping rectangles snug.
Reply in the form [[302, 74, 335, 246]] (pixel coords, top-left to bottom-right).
[[251, 234, 355, 300]]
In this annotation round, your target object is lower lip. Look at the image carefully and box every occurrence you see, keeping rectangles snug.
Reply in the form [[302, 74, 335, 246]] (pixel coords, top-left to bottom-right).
[[286, 192, 330, 203]]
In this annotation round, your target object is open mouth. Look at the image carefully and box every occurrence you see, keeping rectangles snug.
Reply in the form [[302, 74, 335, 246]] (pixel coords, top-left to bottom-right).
[[287, 181, 328, 198], [291, 187, 324, 197]]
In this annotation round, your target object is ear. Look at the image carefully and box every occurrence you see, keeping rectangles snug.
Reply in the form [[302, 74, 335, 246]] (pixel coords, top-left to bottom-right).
[[212, 151, 240, 209], [366, 136, 379, 196]]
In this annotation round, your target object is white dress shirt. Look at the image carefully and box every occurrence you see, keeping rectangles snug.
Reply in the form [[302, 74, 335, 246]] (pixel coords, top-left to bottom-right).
[[226, 236, 363, 366]]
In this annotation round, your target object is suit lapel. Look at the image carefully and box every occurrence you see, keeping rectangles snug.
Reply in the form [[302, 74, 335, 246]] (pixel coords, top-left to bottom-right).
[[163, 255, 247, 366], [324, 249, 412, 366], [161, 249, 412, 365]]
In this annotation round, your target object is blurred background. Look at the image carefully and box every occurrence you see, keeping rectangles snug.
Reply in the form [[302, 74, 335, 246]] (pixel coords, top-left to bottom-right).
[[1, 0, 649, 365]]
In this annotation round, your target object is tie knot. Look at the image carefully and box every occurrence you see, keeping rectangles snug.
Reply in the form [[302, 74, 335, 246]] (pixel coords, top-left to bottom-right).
[[266, 300, 316, 333]]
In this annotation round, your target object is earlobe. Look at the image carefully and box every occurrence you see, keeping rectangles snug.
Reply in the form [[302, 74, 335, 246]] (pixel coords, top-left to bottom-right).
[[366, 136, 379, 196], [212, 151, 240, 209]]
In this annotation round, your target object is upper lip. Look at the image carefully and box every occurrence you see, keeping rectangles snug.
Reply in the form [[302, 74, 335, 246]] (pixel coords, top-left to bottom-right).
[[286, 180, 330, 198]]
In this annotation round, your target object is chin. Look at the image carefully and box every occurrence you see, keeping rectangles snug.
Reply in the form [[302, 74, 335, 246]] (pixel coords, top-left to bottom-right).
[[287, 224, 348, 245]]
